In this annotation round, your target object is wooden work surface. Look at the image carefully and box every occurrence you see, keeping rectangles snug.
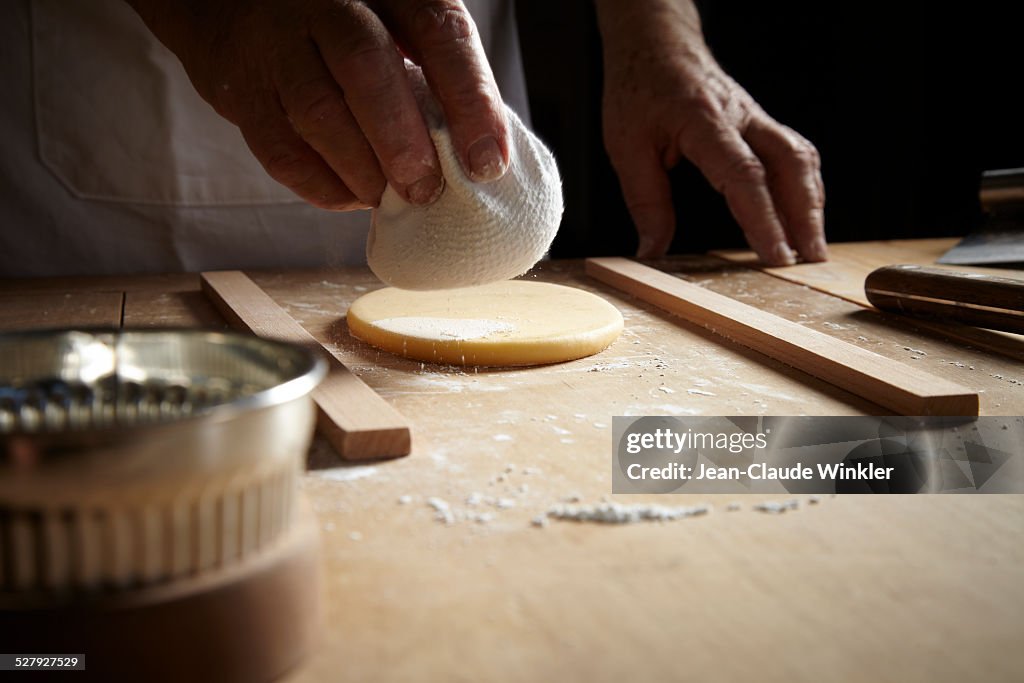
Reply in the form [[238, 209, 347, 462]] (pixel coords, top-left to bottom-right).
[[2, 240, 1023, 682]]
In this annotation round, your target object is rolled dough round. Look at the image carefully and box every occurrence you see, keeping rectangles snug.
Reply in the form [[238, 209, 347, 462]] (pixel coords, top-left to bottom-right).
[[346, 281, 623, 367]]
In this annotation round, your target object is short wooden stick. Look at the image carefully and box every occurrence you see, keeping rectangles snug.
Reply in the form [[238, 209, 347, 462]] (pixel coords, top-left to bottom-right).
[[586, 257, 979, 416], [201, 271, 411, 460]]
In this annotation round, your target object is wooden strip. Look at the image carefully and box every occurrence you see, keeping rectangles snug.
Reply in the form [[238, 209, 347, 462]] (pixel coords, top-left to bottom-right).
[[0, 291, 124, 332], [586, 257, 979, 416], [200, 271, 411, 460]]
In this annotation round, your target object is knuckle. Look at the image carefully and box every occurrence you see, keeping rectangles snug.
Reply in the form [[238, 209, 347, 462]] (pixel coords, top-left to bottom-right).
[[687, 89, 721, 116], [333, 42, 403, 102], [774, 125, 821, 167], [297, 89, 349, 129], [625, 197, 666, 218], [263, 147, 316, 188], [789, 139, 821, 169], [443, 79, 496, 115], [342, 37, 391, 74], [723, 157, 767, 188], [411, 1, 476, 48]]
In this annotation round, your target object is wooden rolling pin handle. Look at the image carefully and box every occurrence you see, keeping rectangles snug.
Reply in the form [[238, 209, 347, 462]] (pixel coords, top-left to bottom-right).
[[865, 264, 1024, 334]]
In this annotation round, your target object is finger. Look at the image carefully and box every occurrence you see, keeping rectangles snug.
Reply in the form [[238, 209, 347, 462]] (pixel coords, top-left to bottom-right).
[[372, 0, 509, 182], [274, 42, 386, 206], [608, 143, 676, 258], [680, 119, 796, 266], [311, 4, 443, 205], [744, 118, 828, 262], [239, 98, 363, 210]]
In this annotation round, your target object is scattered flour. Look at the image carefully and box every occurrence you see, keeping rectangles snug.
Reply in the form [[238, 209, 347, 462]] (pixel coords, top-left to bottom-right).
[[546, 501, 710, 524], [313, 466, 378, 482], [753, 499, 800, 514], [372, 317, 515, 341], [426, 497, 454, 525]]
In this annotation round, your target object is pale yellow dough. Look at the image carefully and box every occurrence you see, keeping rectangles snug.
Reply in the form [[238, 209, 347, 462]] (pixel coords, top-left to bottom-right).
[[346, 281, 624, 366]]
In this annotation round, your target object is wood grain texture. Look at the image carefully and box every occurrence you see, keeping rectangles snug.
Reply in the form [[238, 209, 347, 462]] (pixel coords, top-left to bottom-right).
[[713, 238, 965, 306], [201, 271, 411, 460], [713, 239, 1024, 361], [586, 257, 979, 416], [123, 290, 227, 329], [0, 291, 123, 331], [4, 249, 1022, 683], [865, 265, 1024, 334]]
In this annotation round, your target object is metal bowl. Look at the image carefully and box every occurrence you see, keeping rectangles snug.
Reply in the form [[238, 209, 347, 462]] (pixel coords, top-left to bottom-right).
[[0, 329, 326, 594]]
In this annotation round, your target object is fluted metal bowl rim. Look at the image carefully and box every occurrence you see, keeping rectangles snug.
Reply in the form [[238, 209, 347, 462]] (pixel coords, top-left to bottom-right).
[[0, 328, 327, 439]]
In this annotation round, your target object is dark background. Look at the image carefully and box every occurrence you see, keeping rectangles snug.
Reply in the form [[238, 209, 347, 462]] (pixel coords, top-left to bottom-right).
[[516, 1, 1024, 258]]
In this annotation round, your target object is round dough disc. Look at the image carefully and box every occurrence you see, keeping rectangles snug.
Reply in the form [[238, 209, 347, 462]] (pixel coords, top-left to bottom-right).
[[346, 281, 623, 367]]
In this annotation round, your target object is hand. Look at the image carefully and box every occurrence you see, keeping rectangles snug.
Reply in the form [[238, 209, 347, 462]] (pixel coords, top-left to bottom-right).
[[595, 0, 827, 265], [126, 0, 509, 210]]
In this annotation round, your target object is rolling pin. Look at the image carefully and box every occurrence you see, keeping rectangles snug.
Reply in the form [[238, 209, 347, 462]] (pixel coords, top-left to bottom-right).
[[865, 264, 1024, 334]]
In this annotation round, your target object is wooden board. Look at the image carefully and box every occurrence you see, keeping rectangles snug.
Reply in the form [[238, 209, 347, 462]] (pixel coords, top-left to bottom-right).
[[713, 239, 1024, 361], [4, 248, 1023, 683], [239, 261, 1020, 682], [714, 238, 968, 306], [201, 271, 411, 461], [123, 290, 227, 329], [586, 257, 978, 416], [0, 291, 123, 331]]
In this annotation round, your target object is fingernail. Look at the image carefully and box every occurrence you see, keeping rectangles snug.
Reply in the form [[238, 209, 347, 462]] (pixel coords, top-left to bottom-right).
[[807, 236, 829, 262], [772, 242, 797, 266], [468, 136, 506, 182], [407, 174, 444, 205]]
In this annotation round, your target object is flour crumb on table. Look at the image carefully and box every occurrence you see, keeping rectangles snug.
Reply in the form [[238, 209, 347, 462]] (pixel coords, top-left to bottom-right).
[[426, 497, 454, 525], [547, 501, 711, 524], [753, 499, 800, 514]]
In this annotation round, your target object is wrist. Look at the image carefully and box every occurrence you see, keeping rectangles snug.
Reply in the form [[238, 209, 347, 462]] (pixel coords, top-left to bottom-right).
[[595, 0, 712, 74], [595, 0, 703, 47]]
